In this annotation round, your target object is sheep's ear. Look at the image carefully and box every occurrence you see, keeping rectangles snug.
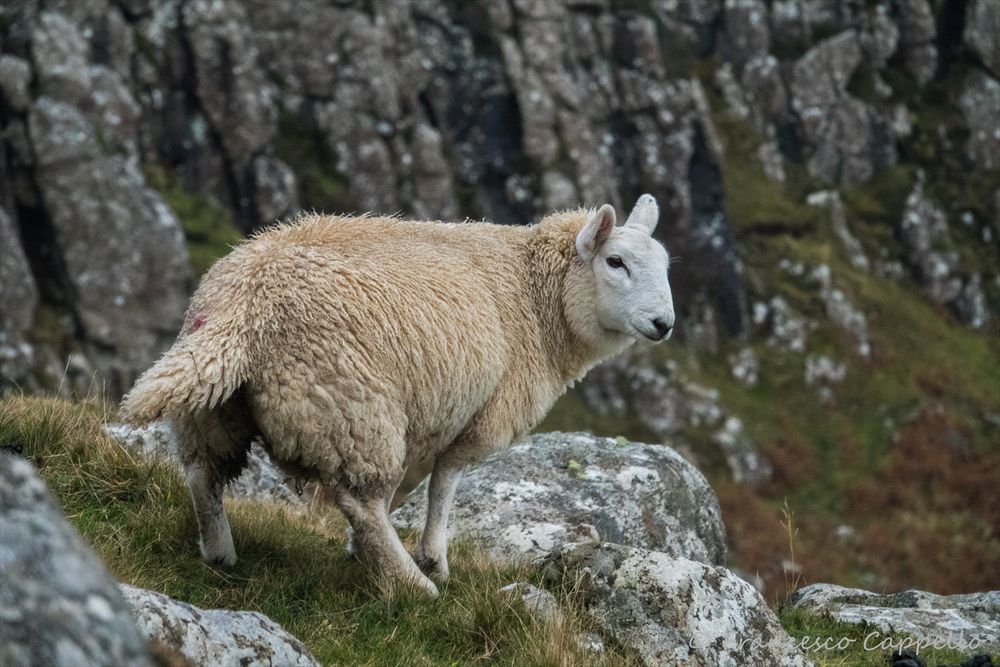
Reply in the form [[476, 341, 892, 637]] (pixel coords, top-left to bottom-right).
[[624, 194, 659, 236], [576, 204, 616, 261]]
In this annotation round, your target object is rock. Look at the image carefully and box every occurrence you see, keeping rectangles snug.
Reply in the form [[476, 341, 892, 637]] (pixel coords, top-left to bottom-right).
[[787, 584, 1000, 653], [807, 190, 869, 271], [964, 0, 1000, 77], [894, 0, 938, 85], [251, 155, 299, 224], [0, 55, 32, 112], [543, 542, 809, 667], [28, 97, 191, 394], [120, 584, 319, 667], [498, 582, 561, 624], [31, 12, 93, 105], [104, 422, 304, 506], [899, 178, 963, 306], [0, 207, 38, 386], [182, 0, 276, 170], [0, 453, 153, 667], [810, 263, 871, 357], [790, 31, 895, 184], [958, 70, 1000, 171], [392, 432, 727, 565]]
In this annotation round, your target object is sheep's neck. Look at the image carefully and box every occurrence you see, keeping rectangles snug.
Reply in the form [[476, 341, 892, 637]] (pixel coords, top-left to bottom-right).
[[522, 224, 603, 387]]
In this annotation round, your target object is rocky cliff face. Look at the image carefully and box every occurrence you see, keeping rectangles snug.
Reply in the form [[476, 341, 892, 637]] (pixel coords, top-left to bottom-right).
[[1, 0, 998, 597], [1, 0, 996, 394]]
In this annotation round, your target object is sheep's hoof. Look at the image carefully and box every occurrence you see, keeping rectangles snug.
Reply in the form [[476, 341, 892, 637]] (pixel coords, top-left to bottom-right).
[[416, 556, 450, 583]]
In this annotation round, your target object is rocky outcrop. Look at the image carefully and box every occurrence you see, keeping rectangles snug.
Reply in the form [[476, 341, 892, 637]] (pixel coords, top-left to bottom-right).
[[789, 31, 895, 184], [121, 584, 319, 667], [900, 178, 990, 328], [392, 432, 727, 565], [544, 542, 809, 667], [580, 353, 773, 485], [3, 0, 997, 402], [0, 453, 153, 667], [788, 584, 1000, 654]]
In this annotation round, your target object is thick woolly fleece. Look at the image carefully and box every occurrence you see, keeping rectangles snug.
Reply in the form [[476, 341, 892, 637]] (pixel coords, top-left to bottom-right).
[[120, 211, 633, 498]]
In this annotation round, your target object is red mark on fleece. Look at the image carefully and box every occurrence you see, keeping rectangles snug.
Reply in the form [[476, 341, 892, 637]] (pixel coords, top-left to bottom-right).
[[192, 313, 207, 331]]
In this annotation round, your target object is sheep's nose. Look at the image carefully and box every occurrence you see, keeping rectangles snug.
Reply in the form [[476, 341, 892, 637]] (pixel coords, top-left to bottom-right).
[[652, 317, 674, 340]]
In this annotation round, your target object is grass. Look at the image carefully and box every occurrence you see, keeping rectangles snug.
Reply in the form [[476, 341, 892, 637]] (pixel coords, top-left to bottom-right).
[[0, 396, 627, 666]]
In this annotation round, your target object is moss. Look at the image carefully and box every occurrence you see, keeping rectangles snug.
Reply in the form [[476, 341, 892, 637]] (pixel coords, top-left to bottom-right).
[[142, 164, 244, 279], [273, 110, 355, 215]]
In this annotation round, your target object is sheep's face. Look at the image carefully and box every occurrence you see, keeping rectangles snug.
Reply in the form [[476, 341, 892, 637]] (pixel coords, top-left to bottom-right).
[[574, 195, 675, 346]]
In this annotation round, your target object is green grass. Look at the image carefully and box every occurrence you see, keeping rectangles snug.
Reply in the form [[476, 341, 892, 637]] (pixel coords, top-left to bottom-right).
[[0, 397, 626, 666], [142, 164, 245, 278]]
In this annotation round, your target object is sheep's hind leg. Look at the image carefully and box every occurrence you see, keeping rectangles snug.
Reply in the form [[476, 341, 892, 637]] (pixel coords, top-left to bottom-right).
[[335, 486, 439, 597], [414, 458, 462, 582], [174, 404, 253, 567]]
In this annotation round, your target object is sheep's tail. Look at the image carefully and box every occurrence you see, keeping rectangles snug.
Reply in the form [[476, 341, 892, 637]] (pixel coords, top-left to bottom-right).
[[119, 323, 252, 425]]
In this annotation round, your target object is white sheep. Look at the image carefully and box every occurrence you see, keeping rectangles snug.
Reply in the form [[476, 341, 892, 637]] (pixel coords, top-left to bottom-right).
[[120, 195, 675, 596]]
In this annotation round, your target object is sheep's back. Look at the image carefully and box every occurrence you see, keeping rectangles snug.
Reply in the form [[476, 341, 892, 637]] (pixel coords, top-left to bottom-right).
[[210, 216, 524, 461]]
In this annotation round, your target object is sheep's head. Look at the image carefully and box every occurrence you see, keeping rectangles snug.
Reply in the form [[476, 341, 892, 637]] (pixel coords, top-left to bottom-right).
[[569, 194, 675, 349]]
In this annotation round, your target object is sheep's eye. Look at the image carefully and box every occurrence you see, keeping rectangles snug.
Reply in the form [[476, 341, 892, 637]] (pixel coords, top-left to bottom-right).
[[606, 255, 626, 270]]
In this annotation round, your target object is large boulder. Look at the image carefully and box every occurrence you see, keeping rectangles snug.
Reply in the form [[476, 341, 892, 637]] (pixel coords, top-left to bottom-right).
[[121, 584, 319, 667], [543, 542, 808, 667], [0, 453, 153, 667], [787, 584, 1000, 654], [392, 432, 727, 565]]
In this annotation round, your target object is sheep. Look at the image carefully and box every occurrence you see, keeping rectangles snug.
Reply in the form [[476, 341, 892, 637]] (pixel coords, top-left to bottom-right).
[[119, 194, 675, 597]]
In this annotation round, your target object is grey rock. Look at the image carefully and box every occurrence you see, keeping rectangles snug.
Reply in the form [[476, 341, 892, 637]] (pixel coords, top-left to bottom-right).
[[964, 0, 1000, 77], [0, 55, 32, 112], [31, 12, 93, 105], [543, 542, 809, 667], [0, 453, 153, 667], [720, 0, 770, 67], [582, 353, 771, 485], [790, 31, 894, 184], [787, 583, 1000, 653], [120, 584, 319, 667], [393, 432, 727, 565], [899, 178, 963, 306], [183, 0, 276, 169], [807, 190, 869, 271], [252, 155, 299, 224], [409, 123, 458, 221], [30, 97, 190, 393], [498, 582, 561, 624], [958, 69, 1000, 171], [954, 273, 991, 330], [894, 0, 938, 85], [0, 207, 38, 385]]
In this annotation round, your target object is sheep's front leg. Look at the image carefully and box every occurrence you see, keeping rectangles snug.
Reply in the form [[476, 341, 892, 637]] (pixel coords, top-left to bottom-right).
[[414, 459, 462, 582]]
